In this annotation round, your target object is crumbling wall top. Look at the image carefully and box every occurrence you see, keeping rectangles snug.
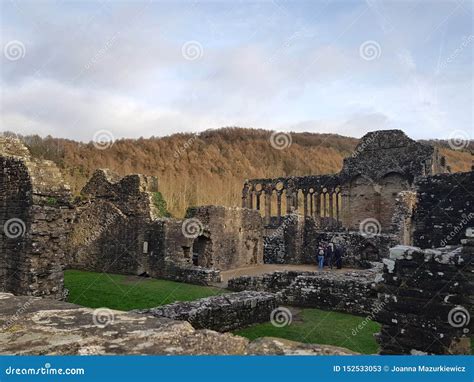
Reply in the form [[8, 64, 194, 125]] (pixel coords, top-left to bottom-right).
[[0, 136, 71, 199]]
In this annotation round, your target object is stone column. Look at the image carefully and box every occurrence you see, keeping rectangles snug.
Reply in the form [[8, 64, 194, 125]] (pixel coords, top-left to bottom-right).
[[286, 191, 293, 214], [242, 182, 250, 208], [255, 191, 261, 210], [276, 192, 282, 223], [335, 191, 340, 221], [264, 188, 272, 226]]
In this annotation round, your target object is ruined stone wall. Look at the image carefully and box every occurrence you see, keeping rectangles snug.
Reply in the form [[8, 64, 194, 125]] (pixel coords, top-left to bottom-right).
[[0, 137, 73, 299], [244, 130, 449, 235], [135, 291, 277, 332], [281, 270, 380, 316], [229, 265, 383, 316], [68, 169, 158, 275], [375, 244, 473, 354], [185, 206, 264, 270], [391, 191, 417, 245], [413, 171, 473, 248], [263, 213, 397, 267]]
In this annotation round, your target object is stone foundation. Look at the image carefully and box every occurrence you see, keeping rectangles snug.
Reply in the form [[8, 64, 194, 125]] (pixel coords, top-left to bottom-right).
[[135, 291, 277, 332], [375, 242, 473, 354], [229, 265, 382, 316], [162, 263, 221, 285]]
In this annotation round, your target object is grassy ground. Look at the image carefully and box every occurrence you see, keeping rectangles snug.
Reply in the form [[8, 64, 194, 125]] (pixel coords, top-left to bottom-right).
[[235, 308, 381, 354], [64, 269, 225, 311], [66, 270, 470, 355]]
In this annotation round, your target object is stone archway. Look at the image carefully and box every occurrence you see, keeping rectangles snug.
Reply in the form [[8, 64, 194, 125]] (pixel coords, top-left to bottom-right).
[[192, 235, 213, 267]]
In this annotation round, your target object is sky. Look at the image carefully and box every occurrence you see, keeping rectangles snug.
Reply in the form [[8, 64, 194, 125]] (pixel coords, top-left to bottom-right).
[[1, 0, 472, 141]]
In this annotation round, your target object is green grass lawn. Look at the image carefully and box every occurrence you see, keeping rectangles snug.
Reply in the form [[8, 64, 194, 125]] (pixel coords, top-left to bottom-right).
[[64, 269, 225, 311], [235, 308, 381, 354]]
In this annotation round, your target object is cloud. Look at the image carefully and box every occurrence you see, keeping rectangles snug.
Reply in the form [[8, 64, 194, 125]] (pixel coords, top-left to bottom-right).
[[0, 0, 472, 140]]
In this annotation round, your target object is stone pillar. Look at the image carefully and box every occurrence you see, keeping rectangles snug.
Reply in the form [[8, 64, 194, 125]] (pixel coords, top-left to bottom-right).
[[242, 182, 250, 208], [375, 244, 473, 354], [276, 192, 282, 223], [264, 188, 271, 226], [286, 191, 293, 214]]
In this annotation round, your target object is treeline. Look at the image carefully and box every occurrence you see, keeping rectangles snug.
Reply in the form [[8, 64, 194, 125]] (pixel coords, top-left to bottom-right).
[[3, 128, 471, 217]]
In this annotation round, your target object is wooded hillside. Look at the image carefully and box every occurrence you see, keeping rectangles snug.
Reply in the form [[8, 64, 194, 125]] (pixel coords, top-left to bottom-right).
[[6, 128, 471, 217]]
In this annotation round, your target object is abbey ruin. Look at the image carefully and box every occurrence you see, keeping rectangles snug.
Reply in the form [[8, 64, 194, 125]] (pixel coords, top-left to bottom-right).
[[0, 130, 472, 355]]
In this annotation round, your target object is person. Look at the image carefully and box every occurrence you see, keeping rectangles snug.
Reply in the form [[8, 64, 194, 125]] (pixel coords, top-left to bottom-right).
[[317, 243, 325, 270], [334, 244, 344, 269], [326, 243, 335, 269]]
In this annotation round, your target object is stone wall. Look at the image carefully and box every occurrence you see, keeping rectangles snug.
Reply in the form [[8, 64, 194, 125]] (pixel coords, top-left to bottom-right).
[[413, 171, 473, 248], [229, 265, 383, 316], [264, 214, 397, 267], [375, 243, 473, 354], [243, 130, 449, 234], [339, 130, 447, 232], [184, 206, 264, 270], [135, 291, 277, 332], [0, 137, 73, 299], [391, 191, 417, 245], [68, 169, 159, 275]]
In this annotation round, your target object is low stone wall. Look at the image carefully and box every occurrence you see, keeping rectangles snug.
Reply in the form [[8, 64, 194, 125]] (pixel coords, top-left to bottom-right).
[[281, 271, 379, 316], [375, 242, 473, 354], [162, 263, 221, 285], [228, 271, 313, 293], [135, 291, 277, 332], [228, 265, 382, 316]]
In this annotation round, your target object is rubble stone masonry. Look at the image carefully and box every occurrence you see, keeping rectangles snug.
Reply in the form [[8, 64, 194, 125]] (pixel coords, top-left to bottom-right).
[[0, 137, 73, 299], [375, 243, 473, 354]]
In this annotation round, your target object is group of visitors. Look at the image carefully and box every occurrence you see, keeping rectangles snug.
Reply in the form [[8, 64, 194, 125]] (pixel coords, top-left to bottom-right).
[[317, 242, 343, 270]]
